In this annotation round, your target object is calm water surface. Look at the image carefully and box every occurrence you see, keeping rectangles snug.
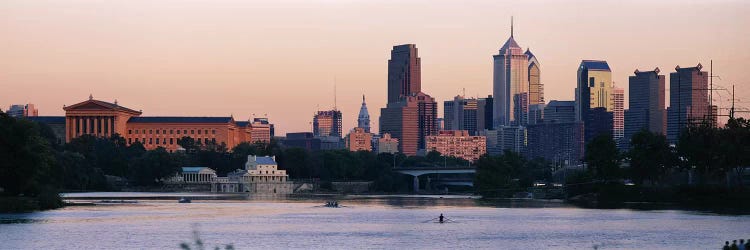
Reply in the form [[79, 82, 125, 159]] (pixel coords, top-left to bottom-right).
[[0, 193, 748, 249]]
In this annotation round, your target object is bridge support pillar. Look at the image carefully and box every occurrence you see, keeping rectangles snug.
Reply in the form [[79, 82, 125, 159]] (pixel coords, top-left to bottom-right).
[[413, 175, 419, 193]]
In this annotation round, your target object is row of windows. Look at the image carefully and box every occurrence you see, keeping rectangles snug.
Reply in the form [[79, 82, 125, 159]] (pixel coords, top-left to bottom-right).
[[128, 129, 216, 135], [128, 137, 216, 145]]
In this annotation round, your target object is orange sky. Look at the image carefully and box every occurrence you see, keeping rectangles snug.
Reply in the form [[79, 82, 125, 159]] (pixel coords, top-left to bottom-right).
[[2, 0, 749, 135]]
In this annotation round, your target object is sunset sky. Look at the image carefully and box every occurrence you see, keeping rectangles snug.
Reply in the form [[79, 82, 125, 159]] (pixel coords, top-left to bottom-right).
[[2, 0, 749, 135]]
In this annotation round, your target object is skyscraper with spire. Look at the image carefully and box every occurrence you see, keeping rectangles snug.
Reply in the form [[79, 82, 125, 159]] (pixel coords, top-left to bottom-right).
[[493, 18, 533, 127], [357, 95, 370, 133]]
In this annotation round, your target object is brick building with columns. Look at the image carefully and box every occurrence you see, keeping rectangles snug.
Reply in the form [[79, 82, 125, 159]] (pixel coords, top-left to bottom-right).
[[55, 96, 271, 151]]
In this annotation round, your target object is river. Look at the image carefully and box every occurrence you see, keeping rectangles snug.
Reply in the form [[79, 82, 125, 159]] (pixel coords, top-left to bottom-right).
[[0, 192, 748, 249]]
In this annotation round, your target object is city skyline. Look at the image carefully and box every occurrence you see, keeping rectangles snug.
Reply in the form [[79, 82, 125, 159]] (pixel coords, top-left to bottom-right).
[[2, 0, 749, 135]]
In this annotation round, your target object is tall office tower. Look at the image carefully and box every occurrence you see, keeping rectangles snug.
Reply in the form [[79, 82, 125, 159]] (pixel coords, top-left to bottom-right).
[[526, 49, 543, 105], [526, 99, 583, 165], [576, 60, 614, 121], [443, 100, 455, 130], [586, 107, 614, 144], [485, 126, 526, 156], [443, 96, 483, 135], [624, 68, 666, 147], [543, 100, 576, 123], [612, 87, 624, 146], [388, 44, 421, 104], [493, 20, 530, 127], [380, 44, 437, 155], [380, 92, 437, 156], [6, 104, 38, 118], [414, 93, 438, 151], [667, 63, 710, 143], [479, 95, 494, 130], [527, 104, 545, 125], [576, 60, 614, 144], [313, 110, 343, 138], [357, 95, 371, 133]]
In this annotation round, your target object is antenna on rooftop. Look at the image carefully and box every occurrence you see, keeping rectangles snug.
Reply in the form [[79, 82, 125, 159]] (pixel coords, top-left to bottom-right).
[[334, 77, 338, 111], [511, 16, 514, 38]]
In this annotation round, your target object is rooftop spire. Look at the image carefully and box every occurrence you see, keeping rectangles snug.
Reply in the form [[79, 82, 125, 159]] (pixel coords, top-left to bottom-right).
[[511, 16, 514, 38]]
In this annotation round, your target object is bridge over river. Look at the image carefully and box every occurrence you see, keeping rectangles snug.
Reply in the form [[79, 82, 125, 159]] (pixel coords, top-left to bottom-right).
[[393, 166, 476, 192]]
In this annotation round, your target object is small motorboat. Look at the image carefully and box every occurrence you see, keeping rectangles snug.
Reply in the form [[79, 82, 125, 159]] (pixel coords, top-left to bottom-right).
[[324, 200, 339, 208], [178, 197, 191, 203]]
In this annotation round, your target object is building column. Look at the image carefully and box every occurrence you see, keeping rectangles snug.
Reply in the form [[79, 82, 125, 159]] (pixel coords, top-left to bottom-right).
[[104, 117, 109, 137], [413, 175, 419, 193], [82, 117, 88, 135], [76, 117, 80, 137], [65, 117, 71, 142], [108, 116, 113, 137], [70, 117, 74, 138], [75, 117, 80, 137]]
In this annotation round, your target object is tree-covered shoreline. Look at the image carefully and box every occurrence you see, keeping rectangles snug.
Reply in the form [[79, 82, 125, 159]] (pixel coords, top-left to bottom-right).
[[2, 110, 749, 212]]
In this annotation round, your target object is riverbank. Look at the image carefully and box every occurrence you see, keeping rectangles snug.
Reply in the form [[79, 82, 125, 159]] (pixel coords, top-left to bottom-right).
[[566, 184, 750, 214], [0, 192, 63, 213], [7, 185, 749, 215]]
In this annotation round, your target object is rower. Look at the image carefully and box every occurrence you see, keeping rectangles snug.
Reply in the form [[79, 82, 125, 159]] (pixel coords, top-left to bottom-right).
[[439, 213, 444, 223]]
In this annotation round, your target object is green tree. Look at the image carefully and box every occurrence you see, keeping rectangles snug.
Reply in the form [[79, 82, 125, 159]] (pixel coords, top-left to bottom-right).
[[585, 134, 621, 181], [280, 147, 312, 178], [177, 136, 198, 152], [129, 147, 179, 186], [474, 151, 532, 197], [677, 122, 721, 185], [716, 118, 750, 188], [0, 114, 56, 195], [628, 130, 674, 185]]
